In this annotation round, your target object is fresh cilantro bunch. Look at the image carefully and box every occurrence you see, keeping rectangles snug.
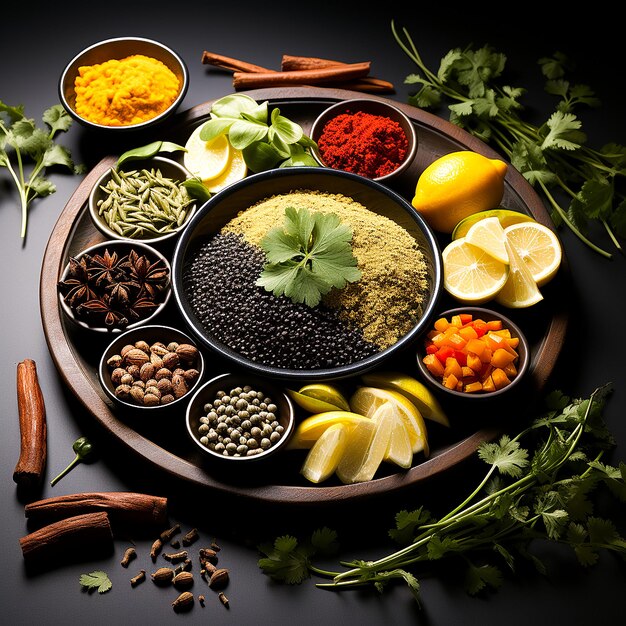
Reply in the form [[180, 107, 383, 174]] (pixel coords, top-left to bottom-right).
[[0, 101, 83, 240], [258, 384, 626, 603], [391, 22, 626, 259], [256, 206, 361, 307], [199, 93, 319, 173]]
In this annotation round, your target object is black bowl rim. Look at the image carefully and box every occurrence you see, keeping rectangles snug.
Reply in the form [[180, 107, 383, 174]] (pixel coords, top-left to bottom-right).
[[185, 372, 295, 461], [58, 238, 172, 333], [171, 166, 443, 381], [88, 155, 197, 243], [416, 305, 531, 399], [308, 97, 418, 182], [58, 35, 189, 132], [98, 323, 205, 411]]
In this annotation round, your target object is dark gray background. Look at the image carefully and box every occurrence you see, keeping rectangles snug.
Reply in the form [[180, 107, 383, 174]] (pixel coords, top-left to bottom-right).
[[1, 3, 624, 624]]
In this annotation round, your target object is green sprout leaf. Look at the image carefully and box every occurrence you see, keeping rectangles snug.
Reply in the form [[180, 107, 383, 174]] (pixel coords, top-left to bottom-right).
[[257, 206, 361, 307], [79, 571, 112, 594]]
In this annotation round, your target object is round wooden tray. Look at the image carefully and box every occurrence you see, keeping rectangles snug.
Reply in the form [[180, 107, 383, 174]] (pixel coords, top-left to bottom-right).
[[40, 87, 569, 505]]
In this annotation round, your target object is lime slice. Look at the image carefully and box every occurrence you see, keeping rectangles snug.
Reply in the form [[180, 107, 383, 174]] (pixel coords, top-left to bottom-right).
[[504, 222, 562, 287], [183, 125, 231, 183], [452, 208, 535, 240], [442, 239, 509, 304], [287, 383, 351, 414], [464, 216, 509, 264], [361, 371, 449, 426], [300, 423, 348, 483]]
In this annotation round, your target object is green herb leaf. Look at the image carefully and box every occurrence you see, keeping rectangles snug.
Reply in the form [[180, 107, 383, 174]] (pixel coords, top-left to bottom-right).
[[182, 177, 212, 202], [79, 571, 112, 594], [477, 435, 529, 477], [116, 140, 186, 168], [257, 535, 311, 584], [540, 111, 586, 151], [464, 563, 503, 595], [257, 206, 361, 307]]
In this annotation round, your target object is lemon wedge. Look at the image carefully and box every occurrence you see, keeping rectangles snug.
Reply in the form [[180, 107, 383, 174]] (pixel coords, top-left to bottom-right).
[[335, 419, 377, 484], [300, 423, 348, 484], [288, 411, 369, 449], [183, 125, 231, 183], [360, 371, 449, 427], [375, 403, 413, 469], [452, 208, 534, 240], [206, 147, 248, 193], [504, 222, 562, 287], [442, 238, 509, 304], [496, 239, 544, 308], [464, 216, 509, 264], [288, 383, 351, 414], [349, 386, 428, 455]]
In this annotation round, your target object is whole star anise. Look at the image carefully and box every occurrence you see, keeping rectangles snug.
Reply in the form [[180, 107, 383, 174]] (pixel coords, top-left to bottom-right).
[[77, 293, 129, 328], [57, 255, 96, 307], [124, 249, 170, 299], [88, 249, 125, 287]]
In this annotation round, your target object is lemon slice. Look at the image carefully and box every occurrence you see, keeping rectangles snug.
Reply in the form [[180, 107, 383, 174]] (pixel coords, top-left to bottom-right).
[[361, 371, 449, 426], [183, 125, 231, 183], [504, 222, 562, 287], [335, 419, 377, 484], [375, 403, 413, 469], [464, 216, 509, 264], [206, 147, 248, 193], [288, 383, 351, 414], [300, 423, 348, 483], [349, 387, 428, 455], [452, 209, 535, 240], [442, 238, 509, 304], [287, 411, 369, 449], [496, 239, 544, 308]]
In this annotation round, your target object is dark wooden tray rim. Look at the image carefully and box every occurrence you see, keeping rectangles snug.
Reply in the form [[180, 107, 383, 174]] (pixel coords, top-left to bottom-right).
[[40, 87, 569, 505]]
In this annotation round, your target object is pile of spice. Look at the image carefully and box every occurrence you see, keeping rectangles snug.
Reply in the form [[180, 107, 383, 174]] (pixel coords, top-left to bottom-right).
[[182, 190, 429, 370], [96, 166, 194, 239], [74, 54, 180, 126], [317, 110, 409, 178], [58, 247, 170, 329]]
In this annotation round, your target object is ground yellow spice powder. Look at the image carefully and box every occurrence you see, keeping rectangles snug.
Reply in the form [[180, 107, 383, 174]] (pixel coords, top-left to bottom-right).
[[222, 190, 430, 350], [74, 54, 180, 126]]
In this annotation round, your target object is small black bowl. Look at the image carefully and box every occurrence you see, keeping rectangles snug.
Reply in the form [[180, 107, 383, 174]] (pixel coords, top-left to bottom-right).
[[309, 98, 417, 183], [98, 324, 205, 414], [416, 306, 530, 402], [186, 372, 295, 463]]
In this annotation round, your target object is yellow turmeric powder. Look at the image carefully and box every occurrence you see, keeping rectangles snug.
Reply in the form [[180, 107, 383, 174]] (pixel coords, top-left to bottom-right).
[[74, 54, 180, 127]]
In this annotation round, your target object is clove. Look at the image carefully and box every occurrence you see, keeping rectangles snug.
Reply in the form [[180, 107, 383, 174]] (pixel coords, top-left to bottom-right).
[[120, 547, 137, 567], [130, 570, 146, 587]]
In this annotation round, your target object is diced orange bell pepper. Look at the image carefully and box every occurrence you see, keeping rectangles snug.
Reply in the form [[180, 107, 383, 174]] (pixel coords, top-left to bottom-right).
[[434, 317, 450, 332], [491, 368, 512, 390], [423, 354, 444, 377], [466, 352, 483, 372], [491, 348, 517, 369], [458, 325, 479, 341], [464, 381, 484, 393], [444, 357, 463, 379], [482, 376, 496, 392], [465, 338, 487, 357], [443, 373, 459, 390]]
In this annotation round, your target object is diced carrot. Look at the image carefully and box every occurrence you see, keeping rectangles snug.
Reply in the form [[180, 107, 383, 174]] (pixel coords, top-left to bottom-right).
[[459, 313, 473, 325], [423, 354, 444, 377], [458, 325, 479, 341], [465, 337, 486, 357], [434, 317, 450, 332], [492, 368, 512, 389], [479, 347, 493, 363], [503, 362, 518, 377], [442, 332, 467, 350], [443, 373, 459, 390], [482, 376, 496, 392], [431, 332, 446, 347], [464, 381, 483, 393], [492, 328, 511, 338], [461, 366, 475, 378], [435, 346, 455, 364], [444, 357, 463, 379], [491, 347, 517, 369], [454, 350, 467, 366], [486, 319, 503, 330], [426, 344, 438, 355], [466, 352, 483, 372], [450, 314, 463, 327], [506, 337, 520, 349]]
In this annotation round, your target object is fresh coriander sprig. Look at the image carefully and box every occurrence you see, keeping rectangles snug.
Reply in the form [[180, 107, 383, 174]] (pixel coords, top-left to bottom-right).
[[258, 384, 626, 602], [256, 206, 362, 307], [0, 101, 83, 241], [390, 21, 626, 259], [79, 570, 112, 594]]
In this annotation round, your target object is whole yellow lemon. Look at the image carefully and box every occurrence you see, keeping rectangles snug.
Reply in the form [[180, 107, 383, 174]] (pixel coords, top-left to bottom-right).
[[411, 151, 508, 233]]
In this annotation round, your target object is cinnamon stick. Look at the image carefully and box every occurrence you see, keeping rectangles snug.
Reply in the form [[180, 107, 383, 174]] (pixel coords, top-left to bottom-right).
[[19, 511, 113, 564], [331, 78, 396, 94], [201, 50, 269, 73], [13, 359, 47, 490], [281, 53, 351, 71], [24, 491, 168, 529], [232, 62, 372, 90]]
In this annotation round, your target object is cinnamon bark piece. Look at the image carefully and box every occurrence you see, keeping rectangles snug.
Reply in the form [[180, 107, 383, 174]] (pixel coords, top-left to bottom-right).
[[19, 511, 113, 565], [13, 359, 47, 490], [24, 492, 168, 530], [201, 51, 270, 73]]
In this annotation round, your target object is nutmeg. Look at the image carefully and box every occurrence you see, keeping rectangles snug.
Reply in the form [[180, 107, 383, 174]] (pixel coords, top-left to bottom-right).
[[110, 367, 127, 385], [161, 351, 180, 370], [171, 374, 188, 399], [176, 343, 199, 362], [144, 393, 160, 407], [150, 342, 169, 356], [124, 348, 150, 367], [155, 367, 172, 381], [139, 362, 155, 382], [161, 394, 175, 404], [134, 340, 150, 353], [183, 369, 200, 384], [150, 353, 164, 369], [172, 571, 194, 590], [130, 386, 145, 404], [115, 384, 132, 399], [151, 567, 174, 586], [106, 354, 123, 369], [157, 378, 173, 395], [120, 344, 135, 358]]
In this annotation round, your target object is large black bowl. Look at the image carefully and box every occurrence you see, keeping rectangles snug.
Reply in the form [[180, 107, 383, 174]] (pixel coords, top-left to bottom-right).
[[171, 167, 442, 381]]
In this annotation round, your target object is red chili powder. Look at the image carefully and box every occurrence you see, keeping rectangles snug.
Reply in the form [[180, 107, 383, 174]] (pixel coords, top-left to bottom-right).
[[317, 110, 409, 179]]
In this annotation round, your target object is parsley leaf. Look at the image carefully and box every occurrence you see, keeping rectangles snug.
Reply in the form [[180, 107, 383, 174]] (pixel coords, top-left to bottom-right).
[[79, 571, 112, 594], [257, 206, 361, 307]]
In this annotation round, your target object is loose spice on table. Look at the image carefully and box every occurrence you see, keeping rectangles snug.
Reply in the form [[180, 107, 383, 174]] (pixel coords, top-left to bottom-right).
[[317, 110, 409, 178], [74, 54, 180, 126], [183, 190, 428, 370]]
